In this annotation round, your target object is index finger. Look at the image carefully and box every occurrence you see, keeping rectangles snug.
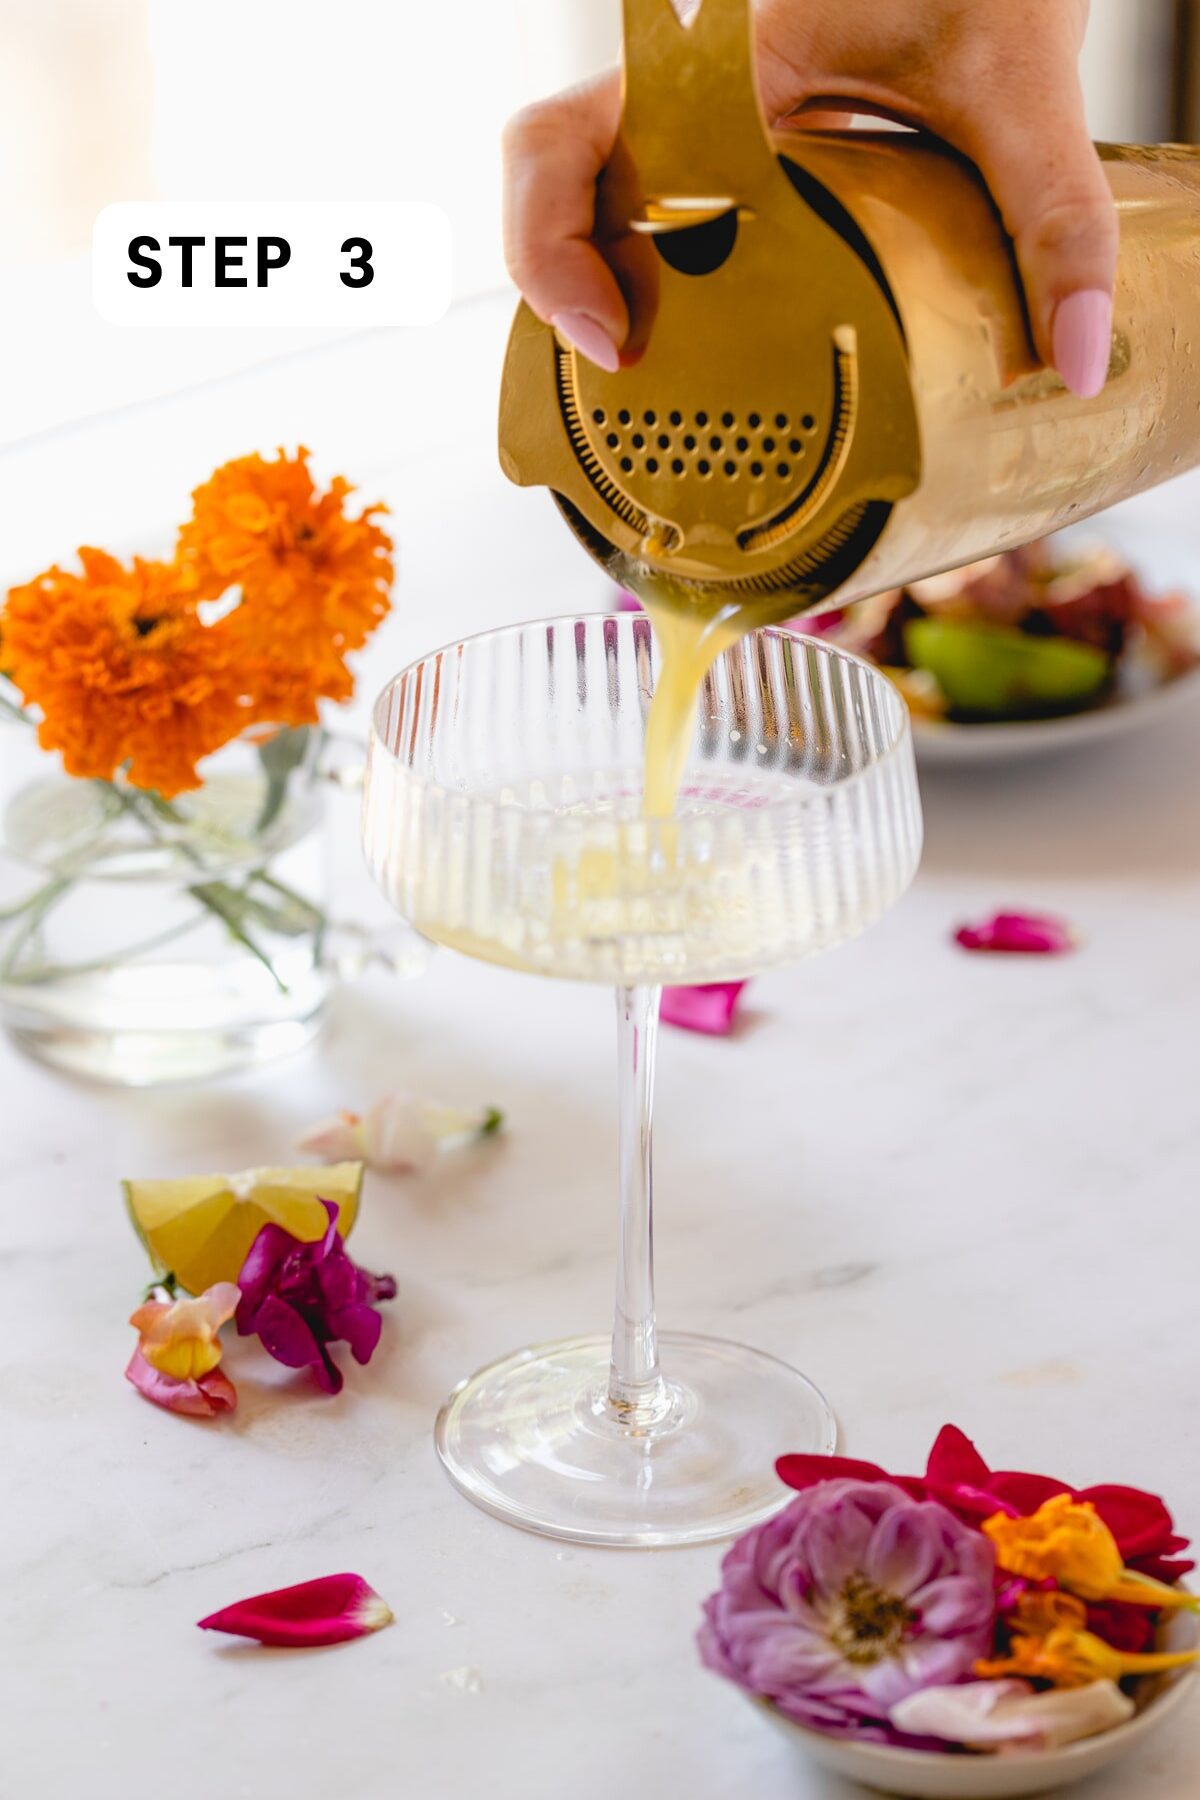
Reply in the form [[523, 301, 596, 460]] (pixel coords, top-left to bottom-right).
[[502, 70, 629, 365]]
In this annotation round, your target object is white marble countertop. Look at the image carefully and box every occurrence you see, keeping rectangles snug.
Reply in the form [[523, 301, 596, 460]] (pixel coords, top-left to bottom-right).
[[4, 298, 1200, 1800]]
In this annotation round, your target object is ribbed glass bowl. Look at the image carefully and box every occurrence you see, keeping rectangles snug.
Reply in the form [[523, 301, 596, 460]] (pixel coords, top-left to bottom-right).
[[364, 613, 922, 987]]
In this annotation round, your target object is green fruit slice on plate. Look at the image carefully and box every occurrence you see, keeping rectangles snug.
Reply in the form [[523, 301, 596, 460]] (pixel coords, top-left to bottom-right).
[[903, 617, 1111, 719], [123, 1162, 364, 1296]]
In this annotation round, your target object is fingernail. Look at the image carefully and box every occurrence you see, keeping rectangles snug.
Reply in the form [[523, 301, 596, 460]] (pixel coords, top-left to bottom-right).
[[550, 310, 620, 373], [1052, 289, 1113, 399]]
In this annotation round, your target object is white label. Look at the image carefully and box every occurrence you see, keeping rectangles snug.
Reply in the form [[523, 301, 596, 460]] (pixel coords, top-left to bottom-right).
[[92, 202, 452, 327]]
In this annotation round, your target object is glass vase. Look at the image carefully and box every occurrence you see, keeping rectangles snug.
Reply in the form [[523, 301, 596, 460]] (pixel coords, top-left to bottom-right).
[[0, 719, 423, 1085]]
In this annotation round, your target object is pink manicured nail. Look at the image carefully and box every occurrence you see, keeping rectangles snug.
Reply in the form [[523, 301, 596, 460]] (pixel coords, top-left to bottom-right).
[[1052, 290, 1113, 399], [551, 310, 620, 373]]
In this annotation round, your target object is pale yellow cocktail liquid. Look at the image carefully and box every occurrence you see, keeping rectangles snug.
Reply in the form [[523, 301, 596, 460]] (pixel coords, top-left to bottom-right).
[[636, 588, 744, 819]]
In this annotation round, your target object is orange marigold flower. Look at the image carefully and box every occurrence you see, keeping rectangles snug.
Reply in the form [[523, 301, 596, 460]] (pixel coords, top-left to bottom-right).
[[2, 548, 244, 795], [178, 446, 392, 725]]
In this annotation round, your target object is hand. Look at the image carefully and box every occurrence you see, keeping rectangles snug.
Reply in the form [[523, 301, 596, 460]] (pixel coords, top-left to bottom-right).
[[502, 0, 1116, 397]]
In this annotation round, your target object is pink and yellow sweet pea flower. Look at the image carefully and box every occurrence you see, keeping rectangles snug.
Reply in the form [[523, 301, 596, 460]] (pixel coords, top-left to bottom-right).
[[984, 1494, 1200, 1611], [130, 1282, 240, 1379], [126, 1282, 240, 1416], [299, 1094, 502, 1175]]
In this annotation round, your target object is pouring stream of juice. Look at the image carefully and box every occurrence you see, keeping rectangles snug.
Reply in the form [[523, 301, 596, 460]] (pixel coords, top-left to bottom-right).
[[638, 587, 744, 818]]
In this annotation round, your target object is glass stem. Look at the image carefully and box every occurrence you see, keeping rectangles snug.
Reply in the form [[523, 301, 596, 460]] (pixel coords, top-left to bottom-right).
[[607, 983, 670, 1426]]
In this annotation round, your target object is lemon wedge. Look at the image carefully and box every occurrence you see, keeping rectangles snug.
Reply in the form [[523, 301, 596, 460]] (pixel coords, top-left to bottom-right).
[[123, 1162, 364, 1296]]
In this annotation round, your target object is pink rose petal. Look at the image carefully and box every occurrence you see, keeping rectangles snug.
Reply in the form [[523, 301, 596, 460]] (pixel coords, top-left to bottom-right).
[[954, 911, 1075, 955], [124, 1349, 237, 1417], [660, 981, 748, 1036], [198, 1573, 393, 1647]]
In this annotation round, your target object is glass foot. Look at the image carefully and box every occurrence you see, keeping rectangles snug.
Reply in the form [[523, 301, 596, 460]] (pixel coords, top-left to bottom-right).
[[434, 1331, 837, 1548]]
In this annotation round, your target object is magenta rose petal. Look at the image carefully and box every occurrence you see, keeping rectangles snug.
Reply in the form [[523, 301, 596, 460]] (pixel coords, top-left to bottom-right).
[[910, 1574, 997, 1636], [660, 981, 748, 1036], [954, 910, 1075, 954], [331, 1301, 383, 1367], [804, 1494, 878, 1592], [865, 1506, 941, 1598], [198, 1573, 393, 1648], [248, 1293, 341, 1394]]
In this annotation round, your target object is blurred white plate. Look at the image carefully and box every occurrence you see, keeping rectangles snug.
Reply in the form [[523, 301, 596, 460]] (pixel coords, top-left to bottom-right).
[[912, 661, 1200, 767], [905, 512, 1200, 766]]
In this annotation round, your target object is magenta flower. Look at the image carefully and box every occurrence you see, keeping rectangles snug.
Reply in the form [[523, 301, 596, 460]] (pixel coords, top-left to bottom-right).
[[698, 1480, 996, 1742], [954, 910, 1075, 954], [661, 981, 748, 1036], [235, 1201, 396, 1394]]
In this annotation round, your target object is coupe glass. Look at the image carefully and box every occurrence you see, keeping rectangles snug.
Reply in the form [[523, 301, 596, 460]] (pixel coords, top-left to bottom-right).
[[364, 614, 921, 1546]]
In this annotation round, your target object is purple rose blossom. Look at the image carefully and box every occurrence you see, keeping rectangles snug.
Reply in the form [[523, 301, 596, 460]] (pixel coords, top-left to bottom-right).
[[698, 1480, 996, 1743], [235, 1201, 396, 1394]]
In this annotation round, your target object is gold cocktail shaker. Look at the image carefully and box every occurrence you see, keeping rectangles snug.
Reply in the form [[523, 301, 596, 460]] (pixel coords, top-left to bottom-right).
[[498, 0, 1200, 624]]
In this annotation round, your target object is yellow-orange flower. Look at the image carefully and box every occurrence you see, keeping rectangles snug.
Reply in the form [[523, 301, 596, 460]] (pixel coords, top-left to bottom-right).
[[984, 1495, 1199, 1611], [2, 549, 244, 795], [128, 1282, 240, 1381], [1008, 1589, 1090, 1637], [178, 446, 393, 724], [977, 1626, 1199, 1690]]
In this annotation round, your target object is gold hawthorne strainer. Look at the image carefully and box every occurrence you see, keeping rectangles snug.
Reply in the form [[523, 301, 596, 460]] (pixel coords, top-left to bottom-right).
[[497, 0, 921, 614]]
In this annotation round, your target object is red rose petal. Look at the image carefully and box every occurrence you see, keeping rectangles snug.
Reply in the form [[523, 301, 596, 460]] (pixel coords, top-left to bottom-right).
[[778, 1425, 1192, 1578], [1081, 1484, 1177, 1557], [925, 1425, 992, 1489], [776, 1453, 892, 1492], [198, 1573, 393, 1648]]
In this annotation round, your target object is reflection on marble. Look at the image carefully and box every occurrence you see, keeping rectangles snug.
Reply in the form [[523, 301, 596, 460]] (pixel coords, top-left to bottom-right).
[[4, 303, 1200, 1798]]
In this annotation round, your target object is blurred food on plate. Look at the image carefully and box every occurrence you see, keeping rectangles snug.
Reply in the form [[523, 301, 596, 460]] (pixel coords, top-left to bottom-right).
[[809, 539, 1200, 725]]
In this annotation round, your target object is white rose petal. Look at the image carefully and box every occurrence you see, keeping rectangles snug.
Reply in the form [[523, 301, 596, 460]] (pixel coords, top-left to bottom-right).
[[889, 1679, 1135, 1752]]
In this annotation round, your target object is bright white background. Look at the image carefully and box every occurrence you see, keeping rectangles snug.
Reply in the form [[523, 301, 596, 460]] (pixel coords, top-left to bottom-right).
[[0, 0, 1180, 460], [0, 0, 619, 448]]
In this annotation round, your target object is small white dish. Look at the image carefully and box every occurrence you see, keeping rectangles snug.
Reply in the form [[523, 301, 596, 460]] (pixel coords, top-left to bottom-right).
[[911, 662, 1200, 768], [755, 1614, 1196, 1799]]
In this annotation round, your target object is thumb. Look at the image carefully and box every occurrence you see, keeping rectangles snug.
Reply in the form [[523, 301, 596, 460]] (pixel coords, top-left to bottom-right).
[[502, 71, 628, 371], [959, 77, 1117, 397]]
